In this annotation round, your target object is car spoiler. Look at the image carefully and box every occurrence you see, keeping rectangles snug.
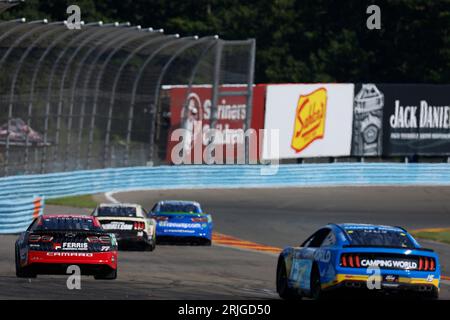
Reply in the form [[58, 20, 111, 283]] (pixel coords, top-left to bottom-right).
[[342, 245, 435, 252]]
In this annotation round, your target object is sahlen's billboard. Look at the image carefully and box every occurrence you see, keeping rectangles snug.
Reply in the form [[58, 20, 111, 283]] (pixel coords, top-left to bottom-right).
[[262, 84, 355, 160]]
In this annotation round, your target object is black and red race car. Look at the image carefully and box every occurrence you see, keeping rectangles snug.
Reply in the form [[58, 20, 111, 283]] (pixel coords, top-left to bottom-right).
[[15, 215, 118, 280]]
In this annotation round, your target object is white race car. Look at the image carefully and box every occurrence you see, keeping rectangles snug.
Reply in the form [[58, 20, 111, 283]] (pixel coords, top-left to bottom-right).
[[92, 203, 156, 251]]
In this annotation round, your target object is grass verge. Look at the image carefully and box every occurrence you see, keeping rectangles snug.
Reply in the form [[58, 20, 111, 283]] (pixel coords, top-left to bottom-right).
[[411, 228, 450, 245], [46, 194, 98, 209]]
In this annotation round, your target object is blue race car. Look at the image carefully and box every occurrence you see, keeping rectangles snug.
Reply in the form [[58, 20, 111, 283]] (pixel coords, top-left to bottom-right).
[[149, 200, 213, 245], [276, 223, 440, 300]]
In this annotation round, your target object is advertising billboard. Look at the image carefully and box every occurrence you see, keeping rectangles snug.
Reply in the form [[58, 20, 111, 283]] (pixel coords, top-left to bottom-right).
[[262, 84, 355, 160], [352, 84, 450, 156]]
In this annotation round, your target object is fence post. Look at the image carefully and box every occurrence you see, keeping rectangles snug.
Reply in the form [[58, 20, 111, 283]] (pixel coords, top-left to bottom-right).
[[245, 39, 256, 164]]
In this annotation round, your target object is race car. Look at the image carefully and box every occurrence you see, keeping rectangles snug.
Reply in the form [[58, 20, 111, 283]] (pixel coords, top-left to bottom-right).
[[15, 215, 118, 280], [276, 223, 440, 299], [149, 200, 213, 245], [92, 203, 156, 251]]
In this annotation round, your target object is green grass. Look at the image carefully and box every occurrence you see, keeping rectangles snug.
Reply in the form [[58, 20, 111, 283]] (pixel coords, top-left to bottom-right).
[[412, 230, 450, 245], [46, 195, 98, 209]]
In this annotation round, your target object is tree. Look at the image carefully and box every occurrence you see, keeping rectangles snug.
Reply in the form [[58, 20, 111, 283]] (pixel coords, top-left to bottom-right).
[[1, 0, 450, 84]]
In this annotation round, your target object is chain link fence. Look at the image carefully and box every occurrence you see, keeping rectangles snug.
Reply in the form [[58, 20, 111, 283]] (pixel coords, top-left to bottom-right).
[[0, 18, 256, 177]]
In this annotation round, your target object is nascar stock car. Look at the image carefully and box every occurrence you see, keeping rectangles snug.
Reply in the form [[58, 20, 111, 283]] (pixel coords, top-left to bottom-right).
[[15, 215, 118, 280], [276, 223, 440, 300], [92, 203, 156, 251], [149, 200, 213, 245]]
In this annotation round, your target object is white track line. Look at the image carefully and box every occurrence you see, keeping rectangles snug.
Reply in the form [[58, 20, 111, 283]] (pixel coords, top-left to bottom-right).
[[104, 191, 120, 204]]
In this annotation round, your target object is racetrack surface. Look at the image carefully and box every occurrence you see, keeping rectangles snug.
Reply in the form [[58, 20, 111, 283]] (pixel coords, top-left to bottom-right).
[[0, 186, 448, 299]]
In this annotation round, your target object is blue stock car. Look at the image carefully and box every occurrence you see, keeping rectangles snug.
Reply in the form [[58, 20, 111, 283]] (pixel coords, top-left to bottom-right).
[[149, 200, 213, 245], [276, 223, 440, 300]]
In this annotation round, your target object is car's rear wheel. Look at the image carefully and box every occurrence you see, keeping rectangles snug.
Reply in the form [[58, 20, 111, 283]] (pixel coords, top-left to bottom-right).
[[424, 287, 439, 300], [15, 245, 36, 278], [310, 264, 325, 300], [276, 258, 299, 300], [94, 269, 117, 280]]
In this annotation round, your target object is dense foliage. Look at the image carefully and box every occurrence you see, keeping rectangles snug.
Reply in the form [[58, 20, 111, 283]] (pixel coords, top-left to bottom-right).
[[2, 0, 450, 83]]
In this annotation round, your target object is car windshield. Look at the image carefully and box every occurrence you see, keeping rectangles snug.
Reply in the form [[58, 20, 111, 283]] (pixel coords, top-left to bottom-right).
[[344, 227, 415, 248], [159, 203, 200, 213], [32, 217, 102, 232], [96, 206, 137, 217]]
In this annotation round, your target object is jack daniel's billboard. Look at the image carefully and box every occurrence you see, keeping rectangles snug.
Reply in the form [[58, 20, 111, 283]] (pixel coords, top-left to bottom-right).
[[352, 84, 450, 156]]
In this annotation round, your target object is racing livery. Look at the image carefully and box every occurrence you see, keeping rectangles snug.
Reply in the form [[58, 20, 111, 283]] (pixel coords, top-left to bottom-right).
[[15, 215, 118, 279], [92, 203, 156, 251], [276, 223, 440, 299], [150, 200, 213, 245]]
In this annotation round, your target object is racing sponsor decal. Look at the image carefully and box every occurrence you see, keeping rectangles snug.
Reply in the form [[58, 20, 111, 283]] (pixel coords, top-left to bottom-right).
[[360, 258, 418, 270], [383, 274, 399, 283], [53, 243, 89, 251], [163, 229, 196, 234], [291, 88, 327, 153], [46, 252, 94, 257], [158, 221, 202, 229], [290, 258, 312, 290], [101, 221, 133, 230], [314, 249, 331, 263]]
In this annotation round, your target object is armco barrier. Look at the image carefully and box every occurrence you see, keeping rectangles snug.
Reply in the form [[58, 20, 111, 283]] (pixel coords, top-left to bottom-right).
[[1, 163, 450, 233], [0, 197, 44, 234]]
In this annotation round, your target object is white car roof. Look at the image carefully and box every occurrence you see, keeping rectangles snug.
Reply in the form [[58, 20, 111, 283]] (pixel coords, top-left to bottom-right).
[[98, 203, 142, 208]]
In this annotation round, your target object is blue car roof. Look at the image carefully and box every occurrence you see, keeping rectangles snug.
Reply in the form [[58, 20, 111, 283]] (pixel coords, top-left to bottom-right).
[[336, 223, 406, 233]]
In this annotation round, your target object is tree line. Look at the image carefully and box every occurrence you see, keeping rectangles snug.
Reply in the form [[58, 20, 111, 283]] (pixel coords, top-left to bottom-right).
[[1, 0, 449, 84]]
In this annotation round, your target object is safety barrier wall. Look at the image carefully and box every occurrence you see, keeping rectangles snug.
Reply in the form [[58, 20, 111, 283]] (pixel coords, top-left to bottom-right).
[[1, 163, 450, 233], [0, 196, 44, 234]]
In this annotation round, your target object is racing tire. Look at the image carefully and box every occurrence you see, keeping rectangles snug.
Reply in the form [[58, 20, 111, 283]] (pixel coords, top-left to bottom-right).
[[424, 287, 439, 300], [94, 269, 117, 280], [144, 241, 155, 252], [202, 239, 212, 246], [310, 264, 325, 300], [276, 258, 300, 300], [15, 245, 36, 279]]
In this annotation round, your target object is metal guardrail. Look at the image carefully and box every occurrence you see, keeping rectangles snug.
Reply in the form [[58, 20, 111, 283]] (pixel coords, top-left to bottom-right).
[[1, 163, 450, 233]]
